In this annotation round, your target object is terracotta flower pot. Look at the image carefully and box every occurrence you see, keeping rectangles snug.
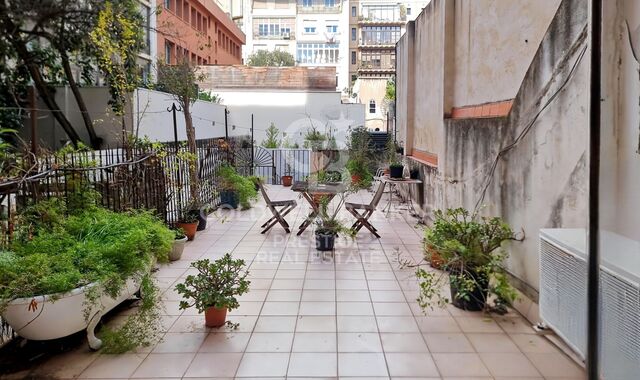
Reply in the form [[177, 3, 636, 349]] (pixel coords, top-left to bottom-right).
[[351, 174, 361, 184], [426, 245, 445, 269], [204, 306, 228, 327], [177, 222, 198, 241], [281, 175, 293, 187]]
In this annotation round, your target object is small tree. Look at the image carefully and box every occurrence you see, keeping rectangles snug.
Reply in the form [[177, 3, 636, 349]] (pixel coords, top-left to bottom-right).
[[247, 50, 295, 67], [157, 58, 207, 203], [261, 123, 281, 148]]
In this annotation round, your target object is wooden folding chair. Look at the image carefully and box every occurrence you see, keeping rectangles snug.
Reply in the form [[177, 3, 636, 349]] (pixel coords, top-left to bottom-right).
[[258, 182, 297, 234], [346, 181, 386, 238]]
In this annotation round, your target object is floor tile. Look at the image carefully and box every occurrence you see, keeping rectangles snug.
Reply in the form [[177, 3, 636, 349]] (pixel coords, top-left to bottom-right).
[[260, 301, 299, 315], [287, 353, 337, 377], [455, 316, 503, 333], [236, 352, 289, 377], [337, 289, 371, 302], [380, 333, 429, 352], [509, 333, 560, 353], [265, 289, 302, 302], [338, 353, 389, 377], [79, 353, 146, 379], [292, 332, 337, 352], [415, 316, 461, 333], [337, 316, 379, 332], [183, 352, 242, 377], [337, 301, 375, 315], [245, 332, 293, 352], [385, 352, 440, 377], [152, 332, 207, 353], [198, 332, 251, 352], [338, 332, 383, 352], [432, 353, 491, 377], [373, 302, 413, 316], [131, 353, 195, 378], [525, 352, 586, 378], [480, 352, 542, 377], [302, 289, 336, 301], [295, 315, 337, 332], [376, 316, 420, 332], [467, 333, 520, 352], [254, 316, 297, 332], [299, 301, 336, 315], [423, 333, 475, 353]]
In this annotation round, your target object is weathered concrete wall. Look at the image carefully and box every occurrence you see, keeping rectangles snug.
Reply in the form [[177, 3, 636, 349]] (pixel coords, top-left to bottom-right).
[[22, 87, 134, 149], [451, 0, 561, 108], [395, 21, 414, 149], [396, 0, 590, 297], [601, 0, 640, 241]]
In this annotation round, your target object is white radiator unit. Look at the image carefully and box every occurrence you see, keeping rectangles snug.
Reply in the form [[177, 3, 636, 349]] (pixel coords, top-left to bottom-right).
[[539, 229, 640, 380]]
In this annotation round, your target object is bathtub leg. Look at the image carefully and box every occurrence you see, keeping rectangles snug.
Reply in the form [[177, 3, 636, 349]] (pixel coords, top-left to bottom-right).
[[87, 311, 103, 350]]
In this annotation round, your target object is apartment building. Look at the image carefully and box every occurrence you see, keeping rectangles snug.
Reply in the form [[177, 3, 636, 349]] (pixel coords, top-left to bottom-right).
[[242, 0, 350, 93], [349, 1, 428, 130], [157, 0, 246, 66]]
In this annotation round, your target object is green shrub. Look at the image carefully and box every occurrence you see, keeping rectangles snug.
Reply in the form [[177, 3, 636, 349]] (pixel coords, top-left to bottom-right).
[[0, 205, 173, 306], [217, 165, 258, 210]]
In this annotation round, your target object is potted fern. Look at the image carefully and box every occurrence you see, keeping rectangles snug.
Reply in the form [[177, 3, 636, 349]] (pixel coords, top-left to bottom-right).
[[175, 254, 250, 327]]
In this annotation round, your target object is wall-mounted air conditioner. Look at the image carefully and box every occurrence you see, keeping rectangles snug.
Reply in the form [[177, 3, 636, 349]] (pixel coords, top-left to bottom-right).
[[282, 32, 291, 40], [539, 229, 640, 380]]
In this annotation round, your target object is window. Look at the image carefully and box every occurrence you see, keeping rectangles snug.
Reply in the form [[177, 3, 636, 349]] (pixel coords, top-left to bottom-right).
[[297, 43, 340, 64], [254, 18, 294, 38], [351, 51, 356, 64], [302, 0, 312, 7], [326, 25, 338, 33], [351, 27, 356, 41], [324, 0, 336, 7], [361, 26, 402, 45], [351, 6, 356, 17], [164, 40, 173, 64], [304, 26, 316, 34], [164, 0, 171, 10], [407, 7, 412, 15], [369, 100, 376, 114], [140, 3, 151, 54]]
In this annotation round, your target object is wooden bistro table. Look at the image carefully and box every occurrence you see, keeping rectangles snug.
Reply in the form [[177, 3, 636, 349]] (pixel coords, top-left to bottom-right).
[[291, 181, 344, 235]]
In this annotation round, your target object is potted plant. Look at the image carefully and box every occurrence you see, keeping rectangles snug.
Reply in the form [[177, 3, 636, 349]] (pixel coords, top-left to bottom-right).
[[303, 126, 327, 150], [170, 228, 188, 261], [217, 165, 258, 210], [385, 137, 404, 179], [177, 210, 199, 241], [413, 208, 521, 312], [281, 152, 294, 186], [175, 254, 250, 327], [0, 199, 173, 350], [314, 194, 353, 252], [346, 127, 373, 189]]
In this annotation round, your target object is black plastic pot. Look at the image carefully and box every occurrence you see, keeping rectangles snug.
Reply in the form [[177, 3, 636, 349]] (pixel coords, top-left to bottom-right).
[[315, 231, 336, 251], [410, 169, 420, 179], [196, 209, 207, 231], [389, 165, 404, 179], [220, 190, 239, 209], [449, 269, 489, 311]]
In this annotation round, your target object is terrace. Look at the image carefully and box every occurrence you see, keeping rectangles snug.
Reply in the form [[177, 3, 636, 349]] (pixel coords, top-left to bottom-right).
[[3, 185, 585, 379]]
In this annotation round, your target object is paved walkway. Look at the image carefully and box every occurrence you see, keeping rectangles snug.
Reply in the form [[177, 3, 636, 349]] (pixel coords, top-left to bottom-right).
[[27, 185, 585, 379]]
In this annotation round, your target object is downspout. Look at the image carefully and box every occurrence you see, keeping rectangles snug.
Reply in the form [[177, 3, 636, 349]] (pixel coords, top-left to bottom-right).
[[587, 0, 602, 379]]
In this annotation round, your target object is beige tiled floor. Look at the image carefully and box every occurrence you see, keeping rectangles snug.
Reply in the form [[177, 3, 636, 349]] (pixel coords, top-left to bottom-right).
[[28, 185, 586, 379]]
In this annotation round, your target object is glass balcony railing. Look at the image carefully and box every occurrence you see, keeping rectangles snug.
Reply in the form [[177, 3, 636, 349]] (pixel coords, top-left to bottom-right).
[[297, 1, 341, 13]]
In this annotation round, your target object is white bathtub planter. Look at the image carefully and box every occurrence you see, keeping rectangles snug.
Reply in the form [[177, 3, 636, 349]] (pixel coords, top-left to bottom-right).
[[1, 274, 143, 350]]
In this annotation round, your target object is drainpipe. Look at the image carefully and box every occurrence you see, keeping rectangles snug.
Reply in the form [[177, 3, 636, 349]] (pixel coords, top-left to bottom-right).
[[587, 0, 602, 379]]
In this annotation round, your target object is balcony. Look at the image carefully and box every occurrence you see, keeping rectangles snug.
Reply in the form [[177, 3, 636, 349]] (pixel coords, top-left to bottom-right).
[[357, 15, 406, 25], [297, 1, 342, 14], [358, 40, 397, 49], [254, 33, 295, 41], [358, 63, 395, 75]]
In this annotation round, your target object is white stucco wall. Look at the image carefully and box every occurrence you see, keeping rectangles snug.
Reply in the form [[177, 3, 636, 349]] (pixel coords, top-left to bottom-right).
[[134, 88, 227, 142], [213, 89, 365, 148]]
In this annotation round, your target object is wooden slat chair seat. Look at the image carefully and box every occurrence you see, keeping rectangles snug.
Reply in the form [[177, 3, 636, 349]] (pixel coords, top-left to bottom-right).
[[259, 182, 297, 234], [345, 181, 386, 238]]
